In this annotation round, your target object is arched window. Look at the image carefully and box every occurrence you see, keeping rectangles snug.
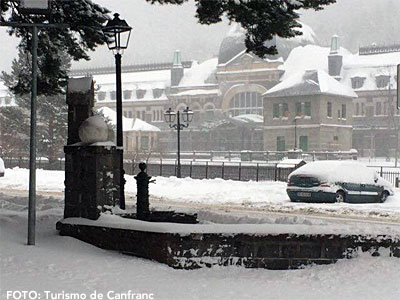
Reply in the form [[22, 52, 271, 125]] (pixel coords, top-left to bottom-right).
[[228, 92, 263, 117]]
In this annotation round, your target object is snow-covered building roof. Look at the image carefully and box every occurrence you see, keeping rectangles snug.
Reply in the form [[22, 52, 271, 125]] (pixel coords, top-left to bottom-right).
[[281, 45, 351, 81], [93, 69, 171, 103], [264, 69, 357, 98], [177, 58, 218, 88], [98, 107, 160, 132], [341, 51, 400, 91], [282, 44, 400, 92]]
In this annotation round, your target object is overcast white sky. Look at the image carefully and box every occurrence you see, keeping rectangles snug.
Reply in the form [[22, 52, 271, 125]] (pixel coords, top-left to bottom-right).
[[1, 0, 399, 73]]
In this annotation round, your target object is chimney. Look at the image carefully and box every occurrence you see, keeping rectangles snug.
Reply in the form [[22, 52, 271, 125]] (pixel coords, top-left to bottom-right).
[[171, 50, 184, 86], [328, 35, 343, 79]]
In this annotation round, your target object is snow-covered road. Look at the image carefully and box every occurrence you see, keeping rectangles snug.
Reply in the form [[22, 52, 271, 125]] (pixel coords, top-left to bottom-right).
[[1, 167, 400, 222]]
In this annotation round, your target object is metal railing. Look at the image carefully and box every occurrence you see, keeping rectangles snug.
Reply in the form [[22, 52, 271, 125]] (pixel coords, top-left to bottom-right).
[[125, 149, 359, 163], [2, 156, 400, 186], [125, 160, 295, 182]]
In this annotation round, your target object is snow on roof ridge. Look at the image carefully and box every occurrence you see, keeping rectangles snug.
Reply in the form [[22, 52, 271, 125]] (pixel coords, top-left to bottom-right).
[[178, 57, 218, 87], [265, 69, 357, 98], [97, 107, 160, 132]]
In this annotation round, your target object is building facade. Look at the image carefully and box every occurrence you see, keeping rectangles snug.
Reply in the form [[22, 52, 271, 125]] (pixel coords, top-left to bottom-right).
[[263, 70, 356, 151]]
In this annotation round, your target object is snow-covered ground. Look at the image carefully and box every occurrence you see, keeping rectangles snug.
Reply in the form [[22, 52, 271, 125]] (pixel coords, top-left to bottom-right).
[[1, 167, 400, 221], [1, 167, 400, 300]]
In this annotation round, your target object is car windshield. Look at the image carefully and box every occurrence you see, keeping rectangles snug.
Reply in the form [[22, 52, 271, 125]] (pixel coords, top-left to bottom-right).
[[289, 176, 320, 187]]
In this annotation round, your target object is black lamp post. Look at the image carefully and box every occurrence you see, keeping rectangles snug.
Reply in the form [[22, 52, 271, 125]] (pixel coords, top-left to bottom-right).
[[164, 107, 193, 178], [103, 13, 132, 209], [1, 0, 68, 246]]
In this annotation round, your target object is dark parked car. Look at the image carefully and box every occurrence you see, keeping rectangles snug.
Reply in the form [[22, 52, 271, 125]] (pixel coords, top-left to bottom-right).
[[287, 161, 394, 203]]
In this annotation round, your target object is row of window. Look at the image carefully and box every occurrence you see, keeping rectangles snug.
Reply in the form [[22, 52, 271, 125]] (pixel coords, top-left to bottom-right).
[[327, 102, 347, 119], [351, 75, 390, 89], [355, 102, 392, 117], [273, 102, 311, 118], [98, 88, 164, 101]]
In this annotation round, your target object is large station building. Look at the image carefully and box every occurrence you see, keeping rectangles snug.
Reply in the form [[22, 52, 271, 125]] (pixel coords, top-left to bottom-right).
[[2, 23, 400, 157]]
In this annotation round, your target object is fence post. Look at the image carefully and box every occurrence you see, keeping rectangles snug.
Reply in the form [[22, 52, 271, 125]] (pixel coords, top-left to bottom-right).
[[396, 177, 399, 188], [174, 160, 177, 177], [228, 151, 231, 162], [274, 163, 278, 181], [193, 151, 196, 161], [256, 163, 259, 182], [380, 166, 383, 177], [205, 161, 208, 179], [222, 162, 224, 179], [239, 162, 242, 181], [210, 151, 213, 162], [190, 161, 193, 178], [160, 159, 162, 176]]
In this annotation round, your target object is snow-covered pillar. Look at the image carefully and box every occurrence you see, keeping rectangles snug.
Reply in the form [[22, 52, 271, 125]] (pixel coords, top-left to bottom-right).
[[64, 77, 122, 220]]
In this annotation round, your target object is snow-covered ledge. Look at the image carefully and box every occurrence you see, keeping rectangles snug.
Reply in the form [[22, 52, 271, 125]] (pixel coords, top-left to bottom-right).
[[57, 214, 400, 270]]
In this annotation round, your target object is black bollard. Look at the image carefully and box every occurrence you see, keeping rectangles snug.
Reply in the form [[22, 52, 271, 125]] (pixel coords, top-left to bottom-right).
[[135, 162, 152, 220]]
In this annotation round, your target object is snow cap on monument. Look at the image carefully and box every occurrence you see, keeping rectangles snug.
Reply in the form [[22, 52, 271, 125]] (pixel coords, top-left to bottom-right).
[[78, 116, 109, 144]]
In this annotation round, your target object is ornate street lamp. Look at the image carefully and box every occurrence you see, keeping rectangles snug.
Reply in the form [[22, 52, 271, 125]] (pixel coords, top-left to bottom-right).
[[102, 13, 132, 210], [164, 107, 193, 178]]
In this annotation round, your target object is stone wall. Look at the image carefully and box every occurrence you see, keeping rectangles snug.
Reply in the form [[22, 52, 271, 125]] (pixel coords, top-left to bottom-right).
[[57, 221, 400, 270]]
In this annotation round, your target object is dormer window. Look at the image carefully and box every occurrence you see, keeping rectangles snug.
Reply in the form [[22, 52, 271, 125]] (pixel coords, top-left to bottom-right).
[[351, 77, 366, 89], [376, 75, 390, 88], [123, 90, 132, 99], [153, 88, 164, 99], [136, 89, 146, 99]]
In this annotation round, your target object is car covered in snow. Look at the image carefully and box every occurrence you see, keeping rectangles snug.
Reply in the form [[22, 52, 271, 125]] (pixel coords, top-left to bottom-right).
[[287, 161, 394, 203], [0, 157, 4, 177]]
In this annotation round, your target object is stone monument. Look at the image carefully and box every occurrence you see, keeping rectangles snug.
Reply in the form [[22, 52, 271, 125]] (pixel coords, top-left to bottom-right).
[[64, 77, 122, 220]]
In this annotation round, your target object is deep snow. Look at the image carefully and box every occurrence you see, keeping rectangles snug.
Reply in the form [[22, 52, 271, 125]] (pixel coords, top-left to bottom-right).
[[1, 184, 400, 300]]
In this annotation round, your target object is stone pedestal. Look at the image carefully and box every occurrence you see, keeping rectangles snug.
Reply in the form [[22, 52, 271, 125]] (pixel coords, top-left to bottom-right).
[[64, 145, 121, 219]]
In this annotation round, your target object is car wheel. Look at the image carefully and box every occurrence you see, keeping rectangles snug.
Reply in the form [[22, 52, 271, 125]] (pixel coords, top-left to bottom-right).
[[380, 191, 389, 203], [335, 191, 345, 203]]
